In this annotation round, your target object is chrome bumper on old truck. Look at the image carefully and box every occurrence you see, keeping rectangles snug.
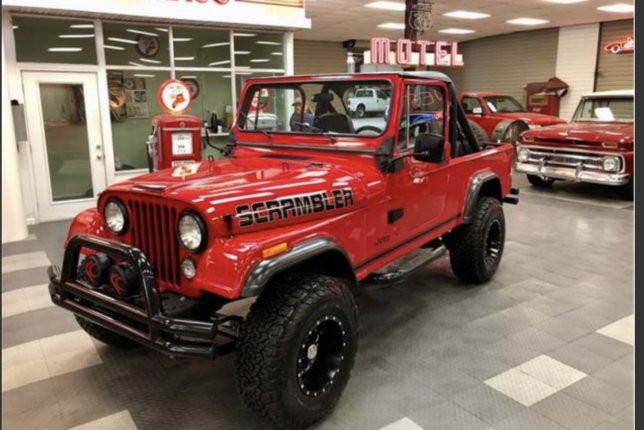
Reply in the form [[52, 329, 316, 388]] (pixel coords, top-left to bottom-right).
[[48, 234, 236, 360], [515, 146, 630, 186]]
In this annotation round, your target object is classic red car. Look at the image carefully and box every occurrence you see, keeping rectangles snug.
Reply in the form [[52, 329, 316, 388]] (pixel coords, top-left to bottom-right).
[[515, 89, 633, 196], [459, 92, 566, 143], [48, 72, 518, 429]]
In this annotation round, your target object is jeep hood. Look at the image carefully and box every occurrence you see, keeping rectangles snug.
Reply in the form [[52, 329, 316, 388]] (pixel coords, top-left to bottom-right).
[[499, 112, 565, 125], [522, 121, 633, 150], [104, 156, 369, 234]]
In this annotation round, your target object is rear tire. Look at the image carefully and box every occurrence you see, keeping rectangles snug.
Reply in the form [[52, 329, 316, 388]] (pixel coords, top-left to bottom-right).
[[527, 174, 555, 188], [355, 104, 366, 118], [448, 197, 505, 284], [467, 119, 489, 145], [236, 273, 358, 430], [75, 316, 140, 349]]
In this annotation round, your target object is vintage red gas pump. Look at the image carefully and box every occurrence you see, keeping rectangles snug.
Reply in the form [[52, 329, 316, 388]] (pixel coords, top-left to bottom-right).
[[146, 79, 202, 171]]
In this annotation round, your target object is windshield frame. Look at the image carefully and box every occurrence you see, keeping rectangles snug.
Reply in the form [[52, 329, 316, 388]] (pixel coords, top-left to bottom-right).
[[571, 96, 634, 123], [483, 95, 525, 113], [235, 78, 395, 138]]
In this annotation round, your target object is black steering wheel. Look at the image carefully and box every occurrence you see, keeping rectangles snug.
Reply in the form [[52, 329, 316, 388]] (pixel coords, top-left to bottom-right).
[[355, 125, 383, 135]]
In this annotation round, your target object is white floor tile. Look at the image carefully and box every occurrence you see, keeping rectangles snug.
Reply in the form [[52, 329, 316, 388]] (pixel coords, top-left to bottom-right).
[[379, 417, 424, 430], [2, 251, 50, 274], [1, 330, 102, 392], [68, 410, 138, 430], [597, 315, 634, 346], [516, 355, 587, 390], [485, 368, 558, 407], [2, 284, 53, 318]]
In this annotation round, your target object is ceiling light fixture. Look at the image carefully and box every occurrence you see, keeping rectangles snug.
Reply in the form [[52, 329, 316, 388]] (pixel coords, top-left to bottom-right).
[[597, 3, 634, 13], [174, 56, 195, 61], [506, 17, 550, 25], [140, 58, 161, 64], [377, 22, 405, 30], [256, 41, 282, 46], [12, 25, 19, 30], [235, 51, 251, 55], [250, 59, 270, 63], [58, 34, 95, 38], [104, 45, 125, 51], [234, 32, 256, 37], [439, 28, 476, 34], [203, 42, 230, 48], [173, 37, 193, 42], [48, 47, 83, 52], [236, 72, 253, 75], [108, 37, 138, 45], [271, 52, 283, 56], [134, 74, 156, 78], [128, 61, 144, 66], [443, 10, 491, 19], [127, 29, 158, 37], [223, 75, 232, 78], [544, 0, 588, 3], [180, 75, 198, 79], [365, 1, 405, 11], [70, 24, 94, 29], [209, 60, 231, 66], [155, 27, 169, 32]]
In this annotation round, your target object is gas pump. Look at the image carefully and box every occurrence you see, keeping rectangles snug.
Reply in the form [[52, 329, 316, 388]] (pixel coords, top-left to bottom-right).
[[146, 113, 202, 171]]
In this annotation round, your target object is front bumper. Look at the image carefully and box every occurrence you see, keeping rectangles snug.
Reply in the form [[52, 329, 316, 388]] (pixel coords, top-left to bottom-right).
[[48, 234, 236, 360], [515, 162, 630, 186]]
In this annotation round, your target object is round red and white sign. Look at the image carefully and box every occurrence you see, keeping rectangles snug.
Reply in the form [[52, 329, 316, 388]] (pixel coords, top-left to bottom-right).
[[157, 79, 193, 114]]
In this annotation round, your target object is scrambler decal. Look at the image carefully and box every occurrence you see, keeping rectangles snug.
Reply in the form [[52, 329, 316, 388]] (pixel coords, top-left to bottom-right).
[[235, 188, 354, 227]]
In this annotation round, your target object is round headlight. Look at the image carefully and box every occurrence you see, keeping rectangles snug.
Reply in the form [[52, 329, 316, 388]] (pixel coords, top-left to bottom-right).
[[178, 212, 206, 252], [517, 148, 530, 162], [104, 199, 127, 234], [602, 156, 620, 172]]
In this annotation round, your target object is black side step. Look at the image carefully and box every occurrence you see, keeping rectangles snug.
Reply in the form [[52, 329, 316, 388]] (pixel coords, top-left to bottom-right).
[[503, 187, 520, 205], [365, 245, 447, 284]]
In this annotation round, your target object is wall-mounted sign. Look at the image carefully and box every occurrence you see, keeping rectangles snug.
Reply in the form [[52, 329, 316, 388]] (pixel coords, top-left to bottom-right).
[[136, 35, 160, 57], [157, 79, 193, 114], [365, 38, 464, 67], [605, 36, 634, 54], [407, 0, 433, 37]]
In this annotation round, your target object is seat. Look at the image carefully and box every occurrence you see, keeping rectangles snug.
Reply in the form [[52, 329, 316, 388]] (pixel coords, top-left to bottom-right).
[[315, 113, 356, 134]]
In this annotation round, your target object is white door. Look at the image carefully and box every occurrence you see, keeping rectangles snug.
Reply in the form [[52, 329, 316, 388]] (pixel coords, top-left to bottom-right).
[[22, 71, 107, 222]]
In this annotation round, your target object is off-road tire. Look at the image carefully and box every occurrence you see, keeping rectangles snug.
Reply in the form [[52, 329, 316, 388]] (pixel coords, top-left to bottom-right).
[[448, 197, 505, 284], [236, 273, 358, 430], [467, 119, 489, 145], [75, 316, 140, 349], [527, 174, 555, 188], [355, 104, 366, 118]]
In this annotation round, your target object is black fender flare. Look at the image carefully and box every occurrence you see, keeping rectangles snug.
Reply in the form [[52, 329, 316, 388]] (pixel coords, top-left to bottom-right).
[[463, 171, 501, 223], [490, 119, 528, 142], [241, 237, 355, 297]]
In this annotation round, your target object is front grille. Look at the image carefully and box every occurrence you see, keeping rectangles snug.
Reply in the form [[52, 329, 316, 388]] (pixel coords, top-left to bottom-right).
[[525, 149, 607, 171], [125, 198, 181, 288]]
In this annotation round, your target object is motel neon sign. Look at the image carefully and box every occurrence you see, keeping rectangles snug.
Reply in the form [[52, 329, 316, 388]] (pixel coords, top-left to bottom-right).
[[365, 37, 464, 67]]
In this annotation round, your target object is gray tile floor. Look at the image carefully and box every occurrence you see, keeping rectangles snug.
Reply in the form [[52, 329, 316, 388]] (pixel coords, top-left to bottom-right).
[[2, 174, 634, 430]]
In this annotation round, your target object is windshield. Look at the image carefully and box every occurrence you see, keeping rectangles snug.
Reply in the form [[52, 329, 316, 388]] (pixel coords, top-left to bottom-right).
[[237, 80, 393, 137], [483, 96, 525, 113], [573, 97, 634, 123]]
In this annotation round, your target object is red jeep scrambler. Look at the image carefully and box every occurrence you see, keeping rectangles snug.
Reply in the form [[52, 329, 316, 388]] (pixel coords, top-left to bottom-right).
[[460, 92, 565, 143], [515, 89, 633, 194], [48, 72, 518, 429]]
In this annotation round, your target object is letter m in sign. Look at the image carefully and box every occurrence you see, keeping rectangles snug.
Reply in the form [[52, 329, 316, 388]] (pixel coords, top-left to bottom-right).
[[371, 38, 391, 64]]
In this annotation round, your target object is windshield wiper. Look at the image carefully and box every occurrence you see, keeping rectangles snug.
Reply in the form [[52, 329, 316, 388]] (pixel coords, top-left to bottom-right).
[[292, 121, 339, 143], [237, 110, 273, 138]]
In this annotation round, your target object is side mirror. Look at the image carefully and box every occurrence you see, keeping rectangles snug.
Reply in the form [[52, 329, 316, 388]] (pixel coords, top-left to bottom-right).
[[413, 133, 444, 163], [472, 106, 483, 115]]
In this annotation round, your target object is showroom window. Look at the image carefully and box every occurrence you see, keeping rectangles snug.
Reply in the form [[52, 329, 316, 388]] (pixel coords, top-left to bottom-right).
[[103, 22, 171, 67], [233, 31, 285, 71], [12, 16, 98, 65], [172, 26, 231, 69]]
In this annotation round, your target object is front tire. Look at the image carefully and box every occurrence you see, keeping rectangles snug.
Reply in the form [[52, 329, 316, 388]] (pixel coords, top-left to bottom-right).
[[236, 273, 358, 430], [527, 174, 555, 188], [448, 197, 505, 284], [75, 316, 140, 349]]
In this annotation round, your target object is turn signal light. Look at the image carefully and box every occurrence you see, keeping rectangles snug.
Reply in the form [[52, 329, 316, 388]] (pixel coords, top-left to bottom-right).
[[262, 242, 289, 259]]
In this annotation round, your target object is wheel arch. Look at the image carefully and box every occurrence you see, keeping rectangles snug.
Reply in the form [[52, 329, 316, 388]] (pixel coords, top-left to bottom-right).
[[490, 119, 529, 142], [241, 237, 356, 297], [463, 171, 502, 224]]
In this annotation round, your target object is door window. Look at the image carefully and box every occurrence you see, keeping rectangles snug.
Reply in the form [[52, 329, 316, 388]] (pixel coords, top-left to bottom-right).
[[398, 84, 446, 150], [461, 97, 483, 114]]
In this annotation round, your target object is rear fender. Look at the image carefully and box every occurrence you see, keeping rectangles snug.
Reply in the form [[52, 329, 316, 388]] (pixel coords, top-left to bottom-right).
[[463, 171, 502, 223], [491, 119, 526, 142]]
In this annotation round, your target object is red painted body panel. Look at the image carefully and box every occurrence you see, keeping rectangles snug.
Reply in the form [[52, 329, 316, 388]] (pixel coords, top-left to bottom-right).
[[459, 92, 565, 138], [67, 74, 514, 300]]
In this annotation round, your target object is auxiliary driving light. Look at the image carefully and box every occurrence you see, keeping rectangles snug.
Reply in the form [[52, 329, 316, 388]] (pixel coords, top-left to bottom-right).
[[517, 148, 530, 162], [108, 262, 140, 296], [181, 259, 197, 280], [80, 253, 111, 287]]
